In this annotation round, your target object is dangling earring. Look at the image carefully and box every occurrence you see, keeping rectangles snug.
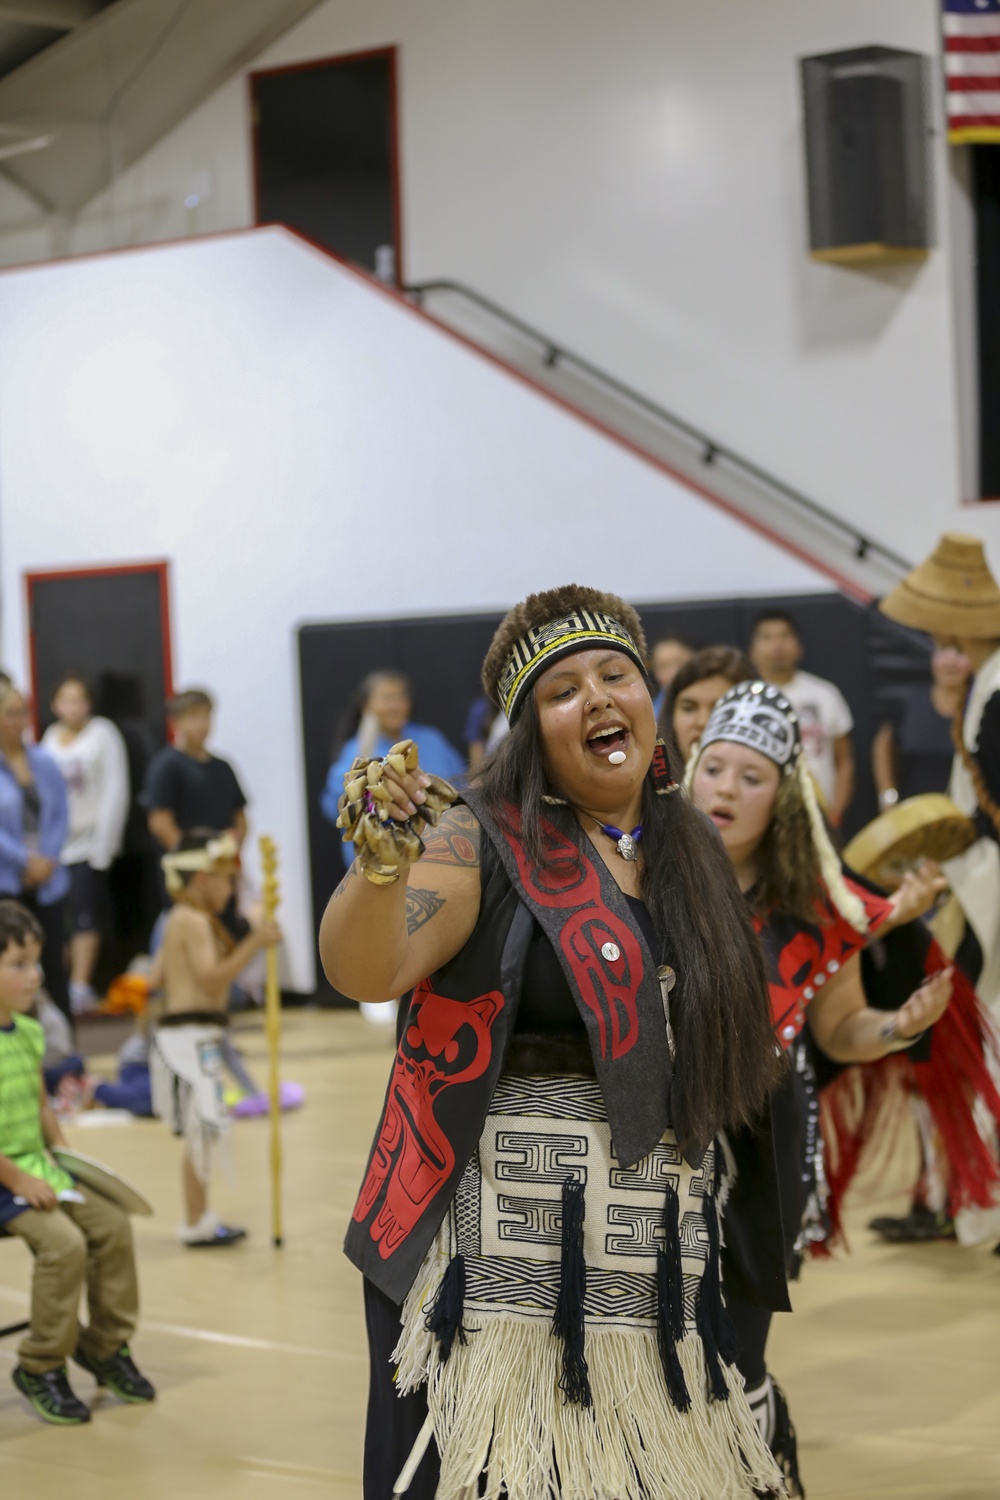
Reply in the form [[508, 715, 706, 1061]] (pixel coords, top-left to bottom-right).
[[651, 739, 680, 795]]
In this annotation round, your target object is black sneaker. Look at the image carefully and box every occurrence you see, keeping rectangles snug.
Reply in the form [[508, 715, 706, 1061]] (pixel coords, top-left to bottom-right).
[[73, 1344, 156, 1404], [868, 1205, 955, 1243], [12, 1364, 91, 1425], [182, 1223, 247, 1248]]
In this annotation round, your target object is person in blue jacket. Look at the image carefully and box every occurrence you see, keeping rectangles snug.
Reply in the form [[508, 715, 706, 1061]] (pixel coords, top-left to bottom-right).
[[321, 671, 465, 867], [0, 684, 71, 1020]]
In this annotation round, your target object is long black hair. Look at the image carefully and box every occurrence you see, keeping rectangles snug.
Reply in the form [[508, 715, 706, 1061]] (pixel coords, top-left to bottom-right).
[[657, 644, 753, 749], [474, 697, 779, 1155]]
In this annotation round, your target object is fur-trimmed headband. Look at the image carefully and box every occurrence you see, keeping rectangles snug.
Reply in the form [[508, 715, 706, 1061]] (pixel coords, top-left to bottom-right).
[[484, 586, 648, 725]]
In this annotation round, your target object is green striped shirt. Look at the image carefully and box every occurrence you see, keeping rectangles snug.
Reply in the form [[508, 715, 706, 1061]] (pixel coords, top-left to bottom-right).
[[0, 1015, 73, 1194]]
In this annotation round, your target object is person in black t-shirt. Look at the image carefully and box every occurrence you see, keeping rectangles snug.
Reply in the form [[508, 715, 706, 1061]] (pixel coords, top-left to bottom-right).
[[144, 690, 248, 854], [872, 645, 971, 809]]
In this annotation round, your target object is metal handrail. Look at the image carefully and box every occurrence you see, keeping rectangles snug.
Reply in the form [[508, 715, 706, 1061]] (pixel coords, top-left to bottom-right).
[[405, 278, 911, 576]]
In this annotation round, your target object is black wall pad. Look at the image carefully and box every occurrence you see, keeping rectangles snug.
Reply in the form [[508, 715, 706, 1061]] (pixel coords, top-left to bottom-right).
[[298, 595, 930, 1003], [974, 144, 1000, 500]]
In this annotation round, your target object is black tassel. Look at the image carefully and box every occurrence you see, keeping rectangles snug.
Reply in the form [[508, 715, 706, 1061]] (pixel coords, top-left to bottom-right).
[[697, 1195, 734, 1402], [710, 1161, 741, 1368], [655, 1183, 691, 1411], [770, 1380, 806, 1498], [552, 1179, 592, 1408], [424, 1255, 469, 1363]]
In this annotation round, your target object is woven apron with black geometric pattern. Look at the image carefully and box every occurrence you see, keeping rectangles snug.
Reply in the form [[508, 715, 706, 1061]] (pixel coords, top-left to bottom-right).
[[394, 1073, 783, 1500]]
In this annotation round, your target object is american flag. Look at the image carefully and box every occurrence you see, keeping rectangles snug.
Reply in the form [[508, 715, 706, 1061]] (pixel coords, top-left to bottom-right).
[[945, 0, 1000, 143]]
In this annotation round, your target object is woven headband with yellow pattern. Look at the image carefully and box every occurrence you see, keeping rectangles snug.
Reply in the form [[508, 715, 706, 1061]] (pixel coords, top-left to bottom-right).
[[496, 609, 646, 722]]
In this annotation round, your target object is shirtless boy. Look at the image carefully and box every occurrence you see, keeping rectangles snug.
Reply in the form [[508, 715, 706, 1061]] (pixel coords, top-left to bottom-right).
[[153, 830, 280, 1247]]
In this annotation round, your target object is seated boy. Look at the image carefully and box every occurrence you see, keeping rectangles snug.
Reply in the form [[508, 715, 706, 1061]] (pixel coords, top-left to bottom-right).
[[0, 901, 153, 1425], [152, 830, 280, 1248]]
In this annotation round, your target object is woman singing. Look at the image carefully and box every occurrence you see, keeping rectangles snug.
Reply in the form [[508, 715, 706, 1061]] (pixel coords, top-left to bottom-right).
[[321, 586, 787, 1500]]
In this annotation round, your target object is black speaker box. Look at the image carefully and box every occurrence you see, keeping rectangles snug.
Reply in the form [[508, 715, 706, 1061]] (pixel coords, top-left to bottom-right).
[[801, 45, 932, 264]]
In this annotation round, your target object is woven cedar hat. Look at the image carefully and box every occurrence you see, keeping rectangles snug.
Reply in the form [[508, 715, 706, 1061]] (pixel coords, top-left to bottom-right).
[[879, 533, 1000, 639]]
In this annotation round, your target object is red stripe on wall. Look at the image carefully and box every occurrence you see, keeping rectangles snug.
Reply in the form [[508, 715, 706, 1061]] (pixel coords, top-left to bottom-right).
[[948, 112, 1000, 125], [947, 75, 1000, 90]]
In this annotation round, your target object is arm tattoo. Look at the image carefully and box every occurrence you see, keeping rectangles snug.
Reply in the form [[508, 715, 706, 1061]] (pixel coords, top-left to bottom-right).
[[420, 805, 481, 867], [331, 863, 359, 901], [405, 887, 446, 935]]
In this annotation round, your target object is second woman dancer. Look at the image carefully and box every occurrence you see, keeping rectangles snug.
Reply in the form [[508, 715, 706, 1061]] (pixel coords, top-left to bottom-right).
[[687, 680, 955, 1494]]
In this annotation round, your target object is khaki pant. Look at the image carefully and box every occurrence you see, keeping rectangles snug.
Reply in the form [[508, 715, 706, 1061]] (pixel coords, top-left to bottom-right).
[[5, 1184, 138, 1375]]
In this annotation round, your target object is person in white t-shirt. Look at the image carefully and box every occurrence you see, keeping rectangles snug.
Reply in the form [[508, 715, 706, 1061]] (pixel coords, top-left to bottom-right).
[[749, 610, 855, 827], [41, 676, 129, 1013]]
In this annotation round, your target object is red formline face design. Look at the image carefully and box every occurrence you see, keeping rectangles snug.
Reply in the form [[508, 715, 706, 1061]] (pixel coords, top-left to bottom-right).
[[756, 881, 891, 1049], [354, 980, 505, 1259], [503, 807, 642, 1062]]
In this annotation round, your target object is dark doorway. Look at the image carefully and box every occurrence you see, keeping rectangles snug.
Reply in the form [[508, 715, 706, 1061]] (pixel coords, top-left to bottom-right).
[[26, 562, 174, 978], [973, 145, 1000, 500], [251, 47, 402, 283]]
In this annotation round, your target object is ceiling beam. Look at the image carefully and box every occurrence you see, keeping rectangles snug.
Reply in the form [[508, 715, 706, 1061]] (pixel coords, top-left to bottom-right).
[[0, 132, 51, 159], [0, 1, 104, 28]]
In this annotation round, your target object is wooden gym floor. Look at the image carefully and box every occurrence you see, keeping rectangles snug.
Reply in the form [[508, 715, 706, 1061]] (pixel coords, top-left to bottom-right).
[[0, 1008, 997, 1499]]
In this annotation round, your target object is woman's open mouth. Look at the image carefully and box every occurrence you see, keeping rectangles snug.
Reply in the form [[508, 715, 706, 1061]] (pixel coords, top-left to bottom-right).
[[709, 806, 735, 828], [586, 723, 630, 759]]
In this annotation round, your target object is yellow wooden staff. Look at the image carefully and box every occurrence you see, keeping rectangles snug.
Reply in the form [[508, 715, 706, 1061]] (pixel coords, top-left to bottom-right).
[[259, 835, 283, 1248]]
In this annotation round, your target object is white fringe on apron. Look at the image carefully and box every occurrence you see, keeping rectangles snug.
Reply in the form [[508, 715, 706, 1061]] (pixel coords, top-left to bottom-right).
[[393, 1073, 783, 1500]]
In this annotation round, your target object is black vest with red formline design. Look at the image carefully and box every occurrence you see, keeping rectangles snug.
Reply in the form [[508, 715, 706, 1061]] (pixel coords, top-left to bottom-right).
[[344, 789, 788, 1309], [753, 876, 893, 1050]]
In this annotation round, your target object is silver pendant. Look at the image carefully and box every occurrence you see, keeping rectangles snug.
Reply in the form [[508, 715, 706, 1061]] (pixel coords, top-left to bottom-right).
[[617, 833, 638, 862]]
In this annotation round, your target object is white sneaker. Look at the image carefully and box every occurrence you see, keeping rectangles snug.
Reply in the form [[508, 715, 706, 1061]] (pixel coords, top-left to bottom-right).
[[69, 983, 97, 1015], [178, 1210, 247, 1248], [360, 1000, 397, 1025]]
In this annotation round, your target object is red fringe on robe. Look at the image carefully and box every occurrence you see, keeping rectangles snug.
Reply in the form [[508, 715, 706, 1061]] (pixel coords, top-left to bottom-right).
[[820, 938, 1000, 1246]]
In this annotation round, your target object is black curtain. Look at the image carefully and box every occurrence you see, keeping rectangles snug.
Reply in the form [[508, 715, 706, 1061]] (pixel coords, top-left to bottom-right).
[[974, 145, 1000, 499]]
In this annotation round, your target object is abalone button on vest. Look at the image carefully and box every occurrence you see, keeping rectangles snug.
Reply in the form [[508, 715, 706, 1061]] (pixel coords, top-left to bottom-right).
[[601, 942, 621, 963], [782, 1024, 796, 1041], [828, 960, 840, 974]]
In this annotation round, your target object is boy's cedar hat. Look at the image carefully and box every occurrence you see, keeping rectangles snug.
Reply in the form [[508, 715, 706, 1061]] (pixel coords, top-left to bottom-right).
[[879, 533, 1000, 639], [161, 832, 239, 895]]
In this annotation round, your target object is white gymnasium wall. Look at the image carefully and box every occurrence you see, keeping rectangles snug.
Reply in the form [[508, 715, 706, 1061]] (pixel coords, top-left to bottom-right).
[[0, 227, 830, 992], [4, 0, 984, 566]]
